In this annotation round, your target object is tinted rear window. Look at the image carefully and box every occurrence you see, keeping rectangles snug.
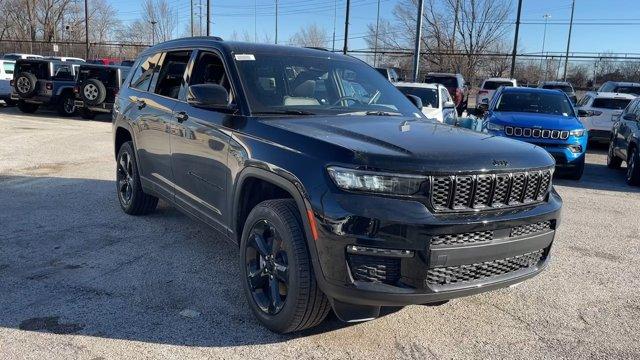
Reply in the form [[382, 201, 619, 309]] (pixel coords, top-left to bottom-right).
[[613, 86, 640, 96], [542, 84, 573, 93], [483, 81, 514, 90], [592, 98, 632, 110], [78, 67, 118, 84], [425, 76, 457, 88], [397, 86, 438, 108]]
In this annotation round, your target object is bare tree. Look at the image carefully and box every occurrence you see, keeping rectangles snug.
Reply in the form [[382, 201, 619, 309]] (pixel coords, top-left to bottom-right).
[[289, 23, 328, 48], [142, 0, 176, 43]]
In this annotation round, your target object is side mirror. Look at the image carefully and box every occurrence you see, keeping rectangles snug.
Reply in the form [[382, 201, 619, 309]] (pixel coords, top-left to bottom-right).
[[443, 100, 455, 109], [623, 113, 637, 121], [406, 94, 423, 109], [577, 109, 591, 117], [187, 84, 233, 111]]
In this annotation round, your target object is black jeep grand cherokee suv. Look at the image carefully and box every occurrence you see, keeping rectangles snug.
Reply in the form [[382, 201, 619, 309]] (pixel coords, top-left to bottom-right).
[[113, 37, 562, 333]]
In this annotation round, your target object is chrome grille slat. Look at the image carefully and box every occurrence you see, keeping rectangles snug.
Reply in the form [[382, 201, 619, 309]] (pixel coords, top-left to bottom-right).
[[429, 169, 553, 212]]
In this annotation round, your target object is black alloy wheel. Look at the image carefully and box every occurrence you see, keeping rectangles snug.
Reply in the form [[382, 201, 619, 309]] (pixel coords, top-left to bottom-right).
[[117, 151, 134, 207], [627, 147, 640, 186], [245, 219, 289, 315]]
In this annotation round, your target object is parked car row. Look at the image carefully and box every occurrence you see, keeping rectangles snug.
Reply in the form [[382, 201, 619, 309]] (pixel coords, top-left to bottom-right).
[[7, 58, 130, 118]]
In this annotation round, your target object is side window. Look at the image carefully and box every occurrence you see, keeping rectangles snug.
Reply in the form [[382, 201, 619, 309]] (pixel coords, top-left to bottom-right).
[[129, 53, 162, 91], [440, 88, 449, 105], [189, 51, 234, 103], [152, 51, 192, 99], [577, 95, 590, 107], [625, 99, 638, 116]]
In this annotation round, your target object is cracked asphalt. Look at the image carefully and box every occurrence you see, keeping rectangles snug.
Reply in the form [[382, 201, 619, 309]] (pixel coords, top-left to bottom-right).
[[0, 106, 639, 359]]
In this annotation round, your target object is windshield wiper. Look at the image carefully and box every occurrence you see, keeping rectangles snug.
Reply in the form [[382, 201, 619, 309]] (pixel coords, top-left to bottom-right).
[[252, 109, 316, 116], [338, 110, 402, 116]]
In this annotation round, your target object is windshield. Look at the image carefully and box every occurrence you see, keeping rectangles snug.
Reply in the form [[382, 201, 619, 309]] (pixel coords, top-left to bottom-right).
[[483, 81, 513, 90], [496, 91, 575, 116], [234, 53, 421, 116], [542, 84, 573, 93], [424, 76, 457, 88], [613, 86, 640, 96], [397, 86, 438, 108]]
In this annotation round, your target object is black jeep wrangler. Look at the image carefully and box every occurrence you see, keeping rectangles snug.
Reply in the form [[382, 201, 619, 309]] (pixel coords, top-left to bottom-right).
[[74, 64, 130, 119], [11, 59, 78, 116], [113, 37, 562, 333]]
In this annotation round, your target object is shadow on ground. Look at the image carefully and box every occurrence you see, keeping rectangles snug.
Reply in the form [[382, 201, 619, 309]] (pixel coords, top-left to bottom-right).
[[0, 175, 358, 347]]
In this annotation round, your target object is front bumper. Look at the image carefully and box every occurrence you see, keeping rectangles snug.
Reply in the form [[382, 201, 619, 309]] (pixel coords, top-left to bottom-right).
[[313, 188, 562, 308]]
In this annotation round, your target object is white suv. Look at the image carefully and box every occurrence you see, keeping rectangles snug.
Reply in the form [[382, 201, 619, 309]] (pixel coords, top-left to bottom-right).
[[395, 82, 457, 123], [576, 91, 636, 142], [476, 77, 517, 109]]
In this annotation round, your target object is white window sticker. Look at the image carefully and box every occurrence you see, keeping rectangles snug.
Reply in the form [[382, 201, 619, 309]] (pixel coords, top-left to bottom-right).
[[234, 54, 255, 61]]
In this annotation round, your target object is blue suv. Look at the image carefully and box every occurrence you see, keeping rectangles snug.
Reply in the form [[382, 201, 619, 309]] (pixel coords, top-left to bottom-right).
[[483, 87, 588, 180]]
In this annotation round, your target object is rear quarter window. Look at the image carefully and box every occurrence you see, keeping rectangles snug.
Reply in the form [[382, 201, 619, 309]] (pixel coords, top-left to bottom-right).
[[483, 81, 514, 90], [613, 86, 640, 96], [425, 76, 457, 88]]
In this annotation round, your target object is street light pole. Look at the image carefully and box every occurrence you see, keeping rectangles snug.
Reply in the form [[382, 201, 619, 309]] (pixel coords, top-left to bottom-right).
[[343, 0, 350, 54], [373, 0, 381, 67], [150, 21, 157, 45], [206, 0, 211, 36], [540, 14, 550, 82], [563, 0, 576, 81], [509, 0, 523, 79], [412, 0, 424, 82], [332, 0, 337, 51], [190, 0, 194, 36], [84, 0, 89, 59], [275, 0, 279, 44]]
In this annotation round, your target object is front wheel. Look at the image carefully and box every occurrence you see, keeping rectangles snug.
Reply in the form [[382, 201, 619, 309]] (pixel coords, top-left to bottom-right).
[[57, 92, 77, 117], [116, 141, 158, 214], [626, 147, 640, 186], [240, 199, 330, 333]]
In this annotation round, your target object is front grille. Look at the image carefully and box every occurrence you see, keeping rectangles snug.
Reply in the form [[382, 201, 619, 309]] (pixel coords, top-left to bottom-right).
[[347, 254, 400, 285], [505, 126, 569, 140], [425, 249, 545, 286], [429, 169, 553, 212], [431, 230, 494, 246], [510, 220, 553, 237]]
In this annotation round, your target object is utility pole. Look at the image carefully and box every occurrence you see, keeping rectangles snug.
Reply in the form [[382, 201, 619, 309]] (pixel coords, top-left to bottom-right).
[[206, 0, 210, 36], [199, 0, 202, 36], [563, 0, 576, 81], [373, 0, 381, 66], [539, 14, 550, 82], [150, 20, 157, 45], [509, 0, 523, 78], [275, 0, 279, 44], [343, 0, 350, 54], [412, 0, 424, 82], [84, 0, 89, 59], [332, 0, 337, 51], [190, 0, 194, 36], [254, 0, 257, 42], [451, 0, 459, 72]]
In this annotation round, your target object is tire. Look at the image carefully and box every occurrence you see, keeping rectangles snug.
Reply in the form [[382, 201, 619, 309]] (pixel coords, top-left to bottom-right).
[[81, 78, 106, 106], [607, 139, 622, 169], [566, 155, 585, 180], [116, 141, 158, 215], [240, 199, 330, 333], [626, 146, 640, 186], [80, 108, 96, 120], [17, 100, 39, 114], [14, 72, 38, 98], [57, 92, 77, 117]]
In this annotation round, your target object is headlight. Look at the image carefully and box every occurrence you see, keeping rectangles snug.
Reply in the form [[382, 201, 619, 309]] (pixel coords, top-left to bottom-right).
[[327, 166, 426, 195], [570, 129, 585, 137], [486, 122, 504, 131]]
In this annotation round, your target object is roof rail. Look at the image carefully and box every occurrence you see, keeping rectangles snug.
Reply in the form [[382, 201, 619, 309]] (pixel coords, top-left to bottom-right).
[[304, 46, 330, 52]]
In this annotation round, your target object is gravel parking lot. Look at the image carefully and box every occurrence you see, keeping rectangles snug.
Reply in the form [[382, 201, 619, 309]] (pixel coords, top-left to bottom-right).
[[1, 107, 639, 360]]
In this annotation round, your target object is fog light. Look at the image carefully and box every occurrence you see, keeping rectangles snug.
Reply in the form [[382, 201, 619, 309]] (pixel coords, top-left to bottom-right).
[[346, 245, 414, 258], [568, 144, 583, 153]]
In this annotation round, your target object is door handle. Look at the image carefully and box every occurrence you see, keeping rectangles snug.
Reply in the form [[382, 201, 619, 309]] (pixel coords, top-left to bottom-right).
[[136, 99, 146, 109], [176, 111, 188, 123]]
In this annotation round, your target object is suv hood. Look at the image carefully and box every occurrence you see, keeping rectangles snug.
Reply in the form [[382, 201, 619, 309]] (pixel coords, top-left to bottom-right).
[[491, 112, 583, 130], [263, 115, 554, 173]]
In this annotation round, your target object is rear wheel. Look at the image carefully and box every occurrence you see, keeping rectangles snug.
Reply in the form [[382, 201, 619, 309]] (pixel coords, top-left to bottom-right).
[[626, 146, 640, 186], [116, 141, 158, 215], [240, 199, 330, 333], [57, 92, 76, 117], [607, 140, 622, 169], [17, 101, 39, 114]]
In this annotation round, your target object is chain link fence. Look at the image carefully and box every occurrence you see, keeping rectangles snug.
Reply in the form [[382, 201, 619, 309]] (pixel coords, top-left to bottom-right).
[[0, 40, 150, 61]]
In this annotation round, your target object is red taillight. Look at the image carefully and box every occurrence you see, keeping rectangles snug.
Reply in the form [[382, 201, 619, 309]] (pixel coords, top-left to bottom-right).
[[46, 83, 53, 91], [455, 88, 463, 102]]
